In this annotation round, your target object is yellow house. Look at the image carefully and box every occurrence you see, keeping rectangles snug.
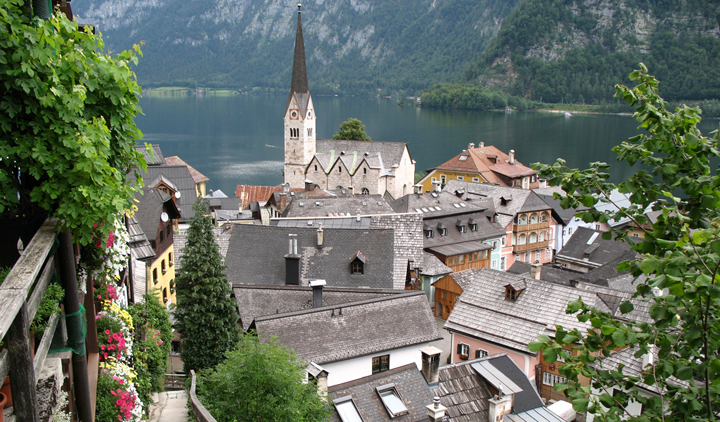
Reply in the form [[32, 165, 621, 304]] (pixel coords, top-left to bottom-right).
[[419, 142, 538, 192]]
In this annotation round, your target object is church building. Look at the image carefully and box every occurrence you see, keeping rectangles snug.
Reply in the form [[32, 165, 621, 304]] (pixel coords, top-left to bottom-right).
[[283, 5, 415, 200]]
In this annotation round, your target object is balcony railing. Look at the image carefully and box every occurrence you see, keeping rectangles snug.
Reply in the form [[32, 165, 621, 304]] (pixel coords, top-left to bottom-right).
[[513, 240, 550, 253], [513, 221, 551, 232]]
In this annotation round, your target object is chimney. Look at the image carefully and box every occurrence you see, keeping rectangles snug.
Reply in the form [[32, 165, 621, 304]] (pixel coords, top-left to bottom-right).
[[304, 180, 314, 191], [488, 389, 512, 422], [508, 150, 515, 164], [316, 224, 324, 248], [348, 186, 354, 195], [426, 397, 447, 422], [414, 184, 423, 194], [421, 347, 442, 384], [468, 142, 475, 150], [530, 263, 542, 280], [432, 180, 441, 192], [310, 279, 326, 308], [479, 141, 484, 148], [642, 345, 656, 369], [283, 182, 290, 193], [284, 234, 300, 285]]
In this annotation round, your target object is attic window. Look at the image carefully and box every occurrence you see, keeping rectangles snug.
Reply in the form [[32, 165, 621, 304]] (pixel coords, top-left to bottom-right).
[[372, 355, 389, 374], [376, 383, 408, 418], [351, 251, 366, 275], [437, 223, 447, 236], [459, 155, 469, 161], [505, 286, 520, 301], [457, 220, 466, 233], [425, 229, 433, 238], [334, 396, 364, 422], [468, 219, 477, 231]]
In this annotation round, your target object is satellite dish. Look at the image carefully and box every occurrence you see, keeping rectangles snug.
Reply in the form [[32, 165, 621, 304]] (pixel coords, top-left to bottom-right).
[[175, 191, 181, 199], [161, 212, 169, 222]]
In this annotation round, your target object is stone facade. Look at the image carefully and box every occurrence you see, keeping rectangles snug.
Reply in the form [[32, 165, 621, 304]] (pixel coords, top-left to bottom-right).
[[284, 94, 316, 189]]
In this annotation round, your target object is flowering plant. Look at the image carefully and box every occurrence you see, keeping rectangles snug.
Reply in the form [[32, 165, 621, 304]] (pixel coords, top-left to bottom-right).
[[96, 359, 143, 422]]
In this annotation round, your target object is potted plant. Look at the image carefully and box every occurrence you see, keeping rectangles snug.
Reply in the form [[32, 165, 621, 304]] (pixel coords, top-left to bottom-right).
[[0, 390, 6, 421], [459, 353, 469, 361]]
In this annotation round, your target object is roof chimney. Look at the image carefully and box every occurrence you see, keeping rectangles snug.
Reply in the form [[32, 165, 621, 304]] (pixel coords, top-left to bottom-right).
[[479, 141, 484, 148], [432, 180, 441, 192], [317, 224, 324, 248], [285, 234, 300, 285], [530, 263, 542, 280], [426, 397, 447, 422], [508, 149, 515, 164], [414, 184, 423, 195], [468, 142, 475, 150], [310, 279, 326, 308], [421, 347, 442, 384], [283, 182, 290, 194], [305, 180, 314, 191], [488, 390, 512, 422]]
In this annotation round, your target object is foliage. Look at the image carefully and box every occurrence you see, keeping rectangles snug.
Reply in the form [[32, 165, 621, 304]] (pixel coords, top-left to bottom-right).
[[332, 118, 372, 141], [0, 0, 146, 246], [175, 200, 239, 372], [532, 64, 720, 421], [97, 359, 143, 421], [421, 83, 538, 110], [30, 282, 64, 337], [196, 333, 331, 422], [128, 291, 173, 405]]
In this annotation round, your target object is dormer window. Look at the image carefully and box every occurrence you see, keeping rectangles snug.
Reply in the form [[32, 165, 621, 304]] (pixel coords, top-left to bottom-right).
[[437, 223, 447, 236], [506, 286, 520, 301], [376, 383, 408, 418], [457, 220, 466, 233], [350, 251, 366, 275], [424, 225, 433, 238], [468, 218, 478, 231]]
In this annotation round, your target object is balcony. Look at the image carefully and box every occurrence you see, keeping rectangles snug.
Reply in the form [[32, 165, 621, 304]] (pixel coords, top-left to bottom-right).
[[513, 221, 551, 232], [513, 240, 550, 253]]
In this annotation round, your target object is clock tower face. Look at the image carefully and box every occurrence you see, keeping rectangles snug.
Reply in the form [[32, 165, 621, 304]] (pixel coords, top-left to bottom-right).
[[290, 109, 299, 120]]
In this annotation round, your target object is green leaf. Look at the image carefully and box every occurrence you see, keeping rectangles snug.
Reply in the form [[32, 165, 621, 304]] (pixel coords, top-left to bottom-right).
[[572, 398, 590, 412], [543, 347, 558, 363], [611, 330, 626, 348], [619, 301, 634, 314]]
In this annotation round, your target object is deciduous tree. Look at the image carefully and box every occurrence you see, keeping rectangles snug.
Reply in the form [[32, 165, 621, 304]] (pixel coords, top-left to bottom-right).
[[532, 64, 720, 421], [197, 333, 331, 422], [332, 118, 372, 141], [175, 201, 238, 372]]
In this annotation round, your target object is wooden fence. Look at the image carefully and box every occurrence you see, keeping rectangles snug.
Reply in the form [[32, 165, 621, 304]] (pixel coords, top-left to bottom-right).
[[189, 370, 217, 422]]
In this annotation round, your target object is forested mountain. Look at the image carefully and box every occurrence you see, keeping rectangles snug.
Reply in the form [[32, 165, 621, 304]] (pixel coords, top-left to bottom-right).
[[463, 0, 720, 103], [72, 0, 517, 94]]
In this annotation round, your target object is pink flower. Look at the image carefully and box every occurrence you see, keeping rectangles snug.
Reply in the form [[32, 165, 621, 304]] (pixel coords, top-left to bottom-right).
[[105, 329, 111, 335], [98, 294, 102, 299], [157, 340, 163, 346], [106, 231, 115, 248]]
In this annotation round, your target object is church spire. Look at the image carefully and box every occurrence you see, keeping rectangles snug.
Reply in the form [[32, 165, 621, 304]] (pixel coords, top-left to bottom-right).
[[290, 3, 309, 95]]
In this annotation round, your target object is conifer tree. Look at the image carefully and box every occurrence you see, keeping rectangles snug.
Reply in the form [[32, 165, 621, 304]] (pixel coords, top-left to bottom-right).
[[175, 201, 238, 372]]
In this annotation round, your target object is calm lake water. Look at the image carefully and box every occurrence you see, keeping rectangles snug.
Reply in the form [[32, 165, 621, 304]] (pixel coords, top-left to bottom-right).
[[136, 94, 719, 196]]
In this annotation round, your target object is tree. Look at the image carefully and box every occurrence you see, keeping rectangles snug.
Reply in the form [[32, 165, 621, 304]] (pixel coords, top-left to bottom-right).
[[531, 64, 720, 421], [0, 0, 146, 247], [196, 333, 331, 422], [174, 201, 239, 372], [332, 118, 372, 141]]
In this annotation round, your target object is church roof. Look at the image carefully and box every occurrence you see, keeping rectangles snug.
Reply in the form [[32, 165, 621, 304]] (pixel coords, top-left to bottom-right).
[[315, 139, 408, 175], [286, 6, 310, 116]]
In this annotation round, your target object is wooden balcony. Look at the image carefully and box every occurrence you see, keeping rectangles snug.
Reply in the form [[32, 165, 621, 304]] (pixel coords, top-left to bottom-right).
[[513, 240, 550, 253], [513, 221, 551, 232]]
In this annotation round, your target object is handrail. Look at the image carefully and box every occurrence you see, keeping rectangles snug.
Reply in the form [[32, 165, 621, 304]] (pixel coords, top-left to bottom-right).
[[189, 370, 217, 422]]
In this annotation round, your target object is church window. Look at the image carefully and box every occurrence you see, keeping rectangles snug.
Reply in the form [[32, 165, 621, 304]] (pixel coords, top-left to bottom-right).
[[314, 165, 318, 171], [363, 167, 367, 175], [338, 166, 342, 173], [362, 188, 370, 195], [290, 128, 299, 138], [308, 128, 313, 137]]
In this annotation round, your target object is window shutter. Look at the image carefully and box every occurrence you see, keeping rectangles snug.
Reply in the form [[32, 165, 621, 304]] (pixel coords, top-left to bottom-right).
[[457, 343, 463, 354]]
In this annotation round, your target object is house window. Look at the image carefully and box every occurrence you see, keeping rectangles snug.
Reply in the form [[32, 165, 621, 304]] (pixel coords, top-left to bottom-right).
[[440, 175, 446, 184], [439, 228, 447, 236], [500, 257, 506, 271], [431, 177, 437, 182], [376, 384, 408, 418], [472, 177, 480, 182], [595, 224, 601, 230], [457, 343, 470, 357], [502, 237, 506, 246], [457, 176, 464, 180], [568, 227, 573, 236], [475, 349, 489, 359], [472, 252, 479, 261], [530, 213, 538, 224], [542, 372, 567, 386], [541, 212, 548, 222], [338, 166, 342, 173], [546, 248, 552, 260], [308, 128, 313, 137], [363, 167, 367, 175], [153, 268, 158, 284], [518, 234, 527, 245], [372, 355, 390, 374], [362, 188, 370, 195], [531, 175, 536, 183], [633, 233, 639, 238], [492, 240, 498, 250], [314, 164, 318, 171], [159, 229, 164, 243], [162, 287, 168, 303], [351, 259, 364, 275], [505, 286, 520, 301], [458, 254, 465, 264], [169, 252, 174, 266], [518, 214, 528, 225], [442, 291, 447, 299], [161, 260, 166, 274], [290, 128, 299, 138], [492, 259, 497, 269], [334, 396, 364, 422]]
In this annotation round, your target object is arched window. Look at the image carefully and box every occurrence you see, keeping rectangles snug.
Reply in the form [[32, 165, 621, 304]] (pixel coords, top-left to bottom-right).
[[314, 164, 318, 171], [338, 166, 342, 173], [361, 188, 370, 195], [518, 234, 527, 245], [529, 232, 537, 244], [539, 231, 545, 242], [519, 214, 528, 225], [530, 213, 538, 224], [363, 167, 367, 175], [540, 212, 548, 222]]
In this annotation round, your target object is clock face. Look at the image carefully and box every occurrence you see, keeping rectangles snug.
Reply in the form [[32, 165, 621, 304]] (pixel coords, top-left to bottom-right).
[[307, 109, 313, 119], [290, 110, 299, 120]]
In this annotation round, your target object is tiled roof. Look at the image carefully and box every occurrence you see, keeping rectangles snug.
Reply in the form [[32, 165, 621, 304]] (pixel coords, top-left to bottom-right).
[[273, 217, 372, 229], [235, 185, 285, 209], [127, 215, 155, 261], [433, 358, 492, 422], [173, 224, 233, 270], [283, 194, 395, 218], [253, 291, 441, 364], [328, 364, 434, 422], [135, 165, 198, 221], [224, 224, 396, 289], [390, 191, 490, 218], [164, 156, 209, 183], [556, 227, 634, 266], [507, 262, 582, 286], [430, 145, 535, 185], [422, 252, 452, 277], [135, 144, 165, 165], [316, 139, 409, 174], [422, 211, 506, 251], [232, 284, 407, 331]]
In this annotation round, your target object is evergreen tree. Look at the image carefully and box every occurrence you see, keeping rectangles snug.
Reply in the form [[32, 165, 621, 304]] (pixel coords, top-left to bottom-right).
[[332, 118, 372, 141], [174, 201, 238, 372]]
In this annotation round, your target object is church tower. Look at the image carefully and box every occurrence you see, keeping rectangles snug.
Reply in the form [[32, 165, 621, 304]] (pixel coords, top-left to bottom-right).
[[284, 3, 316, 189]]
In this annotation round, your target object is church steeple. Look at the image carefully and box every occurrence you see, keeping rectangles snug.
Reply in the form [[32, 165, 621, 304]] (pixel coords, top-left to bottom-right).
[[283, 3, 316, 190], [290, 3, 308, 96]]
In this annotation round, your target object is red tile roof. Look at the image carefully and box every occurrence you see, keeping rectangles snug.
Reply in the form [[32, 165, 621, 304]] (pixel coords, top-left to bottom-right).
[[432, 145, 535, 185], [235, 185, 285, 209]]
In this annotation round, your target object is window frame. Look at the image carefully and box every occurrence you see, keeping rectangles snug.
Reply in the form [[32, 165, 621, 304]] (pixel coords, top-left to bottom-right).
[[376, 384, 408, 418], [475, 348, 489, 359], [372, 354, 390, 374], [333, 396, 364, 422]]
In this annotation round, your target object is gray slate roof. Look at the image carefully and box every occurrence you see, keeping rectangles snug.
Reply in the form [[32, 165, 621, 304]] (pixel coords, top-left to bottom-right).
[[232, 284, 408, 331], [127, 215, 155, 261], [135, 144, 165, 165], [135, 165, 198, 221], [595, 346, 689, 395], [224, 224, 396, 289], [423, 211, 506, 253], [253, 291, 441, 365], [444, 181, 556, 229], [507, 261, 582, 286], [328, 364, 434, 422], [422, 252, 452, 277], [316, 139, 409, 174], [273, 217, 372, 229], [283, 194, 395, 218], [556, 227, 634, 267], [173, 224, 233, 270], [391, 191, 488, 218], [134, 187, 175, 245]]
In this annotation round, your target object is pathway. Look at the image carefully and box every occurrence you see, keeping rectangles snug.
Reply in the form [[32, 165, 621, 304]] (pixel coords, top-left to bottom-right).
[[148, 390, 189, 422]]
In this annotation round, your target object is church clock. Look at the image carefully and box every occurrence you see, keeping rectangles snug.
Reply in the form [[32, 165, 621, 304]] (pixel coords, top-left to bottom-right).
[[290, 109, 299, 120]]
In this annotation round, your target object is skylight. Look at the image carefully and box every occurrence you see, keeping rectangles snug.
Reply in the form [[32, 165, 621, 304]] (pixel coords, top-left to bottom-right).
[[453, 203, 460, 208], [431, 192, 438, 198], [460, 203, 467, 207], [376, 384, 408, 418], [421, 207, 429, 213], [334, 396, 364, 422], [459, 155, 469, 161], [414, 208, 422, 213]]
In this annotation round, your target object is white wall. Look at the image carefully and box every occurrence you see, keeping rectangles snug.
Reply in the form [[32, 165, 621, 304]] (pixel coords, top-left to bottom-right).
[[322, 343, 430, 387]]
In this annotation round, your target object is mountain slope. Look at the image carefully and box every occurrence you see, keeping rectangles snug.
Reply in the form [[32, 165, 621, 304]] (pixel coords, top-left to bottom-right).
[[463, 0, 720, 102], [73, 0, 518, 93]]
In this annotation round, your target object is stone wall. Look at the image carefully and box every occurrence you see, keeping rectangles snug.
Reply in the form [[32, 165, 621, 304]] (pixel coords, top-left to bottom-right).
[[370, 213, 424, 289]]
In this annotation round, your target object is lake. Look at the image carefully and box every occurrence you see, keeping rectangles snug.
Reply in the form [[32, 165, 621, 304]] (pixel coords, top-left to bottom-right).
[[136, 93, 718, 196]]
